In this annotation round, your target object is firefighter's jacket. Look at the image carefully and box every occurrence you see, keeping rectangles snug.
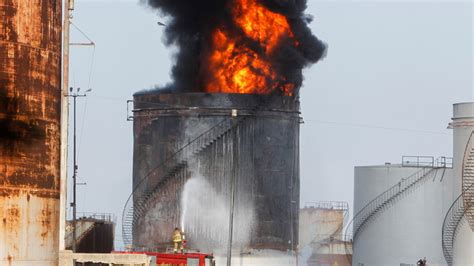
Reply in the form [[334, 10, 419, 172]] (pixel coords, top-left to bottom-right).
[[173, 230, 183, 243]]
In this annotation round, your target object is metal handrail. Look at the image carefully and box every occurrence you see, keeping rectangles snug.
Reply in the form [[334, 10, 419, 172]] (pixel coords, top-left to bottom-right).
[[441, 186, 473, 266], [401, 155, 453, 168], [402, 156, 435, 168], [334, 203, 349, 237], [311, 234, 353, 243], [304, 201, 349, 211], [461, 132, 474, 226], [76, 212, 117, 223], [436, 156, 453, 169]]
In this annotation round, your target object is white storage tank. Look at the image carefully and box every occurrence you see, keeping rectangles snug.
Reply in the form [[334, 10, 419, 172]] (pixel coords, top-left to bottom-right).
[[450, 102, 474, 198], [450, 102, 474, 265], [352, 162, 453, 266]]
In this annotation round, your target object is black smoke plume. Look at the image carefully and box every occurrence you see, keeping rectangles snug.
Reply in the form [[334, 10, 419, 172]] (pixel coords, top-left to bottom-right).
[[143, 0, 327, 95]]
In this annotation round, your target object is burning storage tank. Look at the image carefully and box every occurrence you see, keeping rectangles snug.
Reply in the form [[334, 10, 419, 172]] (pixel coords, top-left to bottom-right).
[[0, 1, 62, 264], [125, 0, 326, 255], [130, 92, 300, 252]]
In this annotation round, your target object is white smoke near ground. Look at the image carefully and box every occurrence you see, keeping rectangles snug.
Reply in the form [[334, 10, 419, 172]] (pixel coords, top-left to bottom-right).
[[180, 174, 255, 254]]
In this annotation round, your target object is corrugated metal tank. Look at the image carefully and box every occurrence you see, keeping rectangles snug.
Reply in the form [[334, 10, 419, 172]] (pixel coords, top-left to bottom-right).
[[0, 1, 62, 265], [132, 92, 300, 252]]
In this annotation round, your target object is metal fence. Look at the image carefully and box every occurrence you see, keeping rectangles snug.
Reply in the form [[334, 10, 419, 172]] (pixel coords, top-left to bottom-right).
[[311, 233, 353, 243], [304, 201, 349, 211], [76, 212, 117, 223], [402, 156, 453, 168]]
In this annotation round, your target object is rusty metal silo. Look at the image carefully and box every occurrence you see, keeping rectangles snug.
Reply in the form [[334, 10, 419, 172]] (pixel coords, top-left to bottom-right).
[[0, 1, 62, 265], [125, 92, 300, 253]]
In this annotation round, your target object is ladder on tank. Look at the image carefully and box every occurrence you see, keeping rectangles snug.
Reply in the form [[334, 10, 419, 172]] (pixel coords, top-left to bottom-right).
[[121, 119, 234, 246], [442, 131, 474, 266]]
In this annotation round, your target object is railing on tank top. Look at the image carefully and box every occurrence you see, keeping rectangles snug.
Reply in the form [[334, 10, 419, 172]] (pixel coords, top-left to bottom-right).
[[121, 92, 300, 248], [402, 156, 453, 168], [76, 212, 117, 223], [304, 201, 349, 211]]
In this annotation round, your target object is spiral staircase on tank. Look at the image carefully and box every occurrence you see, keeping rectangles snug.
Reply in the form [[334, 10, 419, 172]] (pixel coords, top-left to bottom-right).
[[442, 131, 474, 265], [344, 162, 445, 261], [122, 93, 296, 248], [122, 116, 238, 248]]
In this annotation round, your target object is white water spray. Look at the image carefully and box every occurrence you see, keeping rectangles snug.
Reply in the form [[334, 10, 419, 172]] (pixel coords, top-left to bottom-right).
[[180, 174, 255, 253]]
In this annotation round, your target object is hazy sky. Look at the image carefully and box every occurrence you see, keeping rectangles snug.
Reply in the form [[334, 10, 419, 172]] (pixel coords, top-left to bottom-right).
[[67, 0, 473, 247]]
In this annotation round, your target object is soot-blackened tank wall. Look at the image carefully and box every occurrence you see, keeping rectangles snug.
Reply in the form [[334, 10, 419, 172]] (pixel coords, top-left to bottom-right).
[[0, 1, 62, 264], [132, 93, 300, 252]]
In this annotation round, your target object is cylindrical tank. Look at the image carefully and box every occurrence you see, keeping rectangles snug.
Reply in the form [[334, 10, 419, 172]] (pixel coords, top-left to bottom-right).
[[451, 103, 474, 196], [353, 165, 451, 266], [132, 92, 300, 252], [450, 102, 474, 266], [0, 1, 62, 265]]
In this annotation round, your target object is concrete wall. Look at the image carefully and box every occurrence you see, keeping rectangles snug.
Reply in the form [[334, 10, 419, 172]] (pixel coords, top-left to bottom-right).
[[353, 165, 454, 266]]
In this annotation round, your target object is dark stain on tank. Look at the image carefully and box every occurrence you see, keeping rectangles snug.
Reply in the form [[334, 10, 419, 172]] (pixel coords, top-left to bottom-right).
[[3, 206, 20, 243], [40, 207, 52, 240], [1, 3, 18, 42], [0, 118, 45, 142], [0, 90, 44, 142], [8, 206, 19, 219], [0, 0, 62, 262]]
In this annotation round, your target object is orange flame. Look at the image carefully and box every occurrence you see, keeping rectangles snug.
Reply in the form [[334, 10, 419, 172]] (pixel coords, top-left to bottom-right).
[[204, 0, 296, 95]]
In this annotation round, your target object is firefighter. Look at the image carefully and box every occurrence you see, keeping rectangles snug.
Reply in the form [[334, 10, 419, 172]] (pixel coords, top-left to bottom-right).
[[173, 227, 184, 253]]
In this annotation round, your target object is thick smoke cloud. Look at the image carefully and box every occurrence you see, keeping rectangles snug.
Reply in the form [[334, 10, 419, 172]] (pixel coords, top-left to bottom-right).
[[143, 0, 326, 95]]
